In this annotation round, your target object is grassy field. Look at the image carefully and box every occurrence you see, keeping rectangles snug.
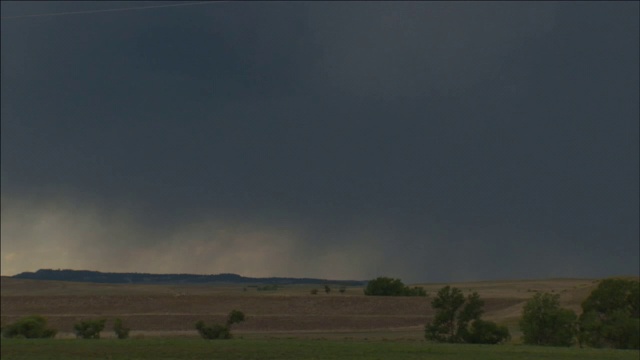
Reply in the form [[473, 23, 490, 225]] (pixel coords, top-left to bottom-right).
[[2, 338, 639, 360]]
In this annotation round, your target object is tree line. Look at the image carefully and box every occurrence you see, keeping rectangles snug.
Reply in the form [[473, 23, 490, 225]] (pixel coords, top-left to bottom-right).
[[366, 276, 638, 348]]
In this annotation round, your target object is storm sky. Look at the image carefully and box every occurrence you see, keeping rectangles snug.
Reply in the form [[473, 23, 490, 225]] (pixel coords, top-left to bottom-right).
[[1, 1, 638, 282]]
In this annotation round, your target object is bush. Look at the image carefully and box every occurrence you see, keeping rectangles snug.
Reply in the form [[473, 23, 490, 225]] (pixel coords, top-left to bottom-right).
[[74, 319, 106, 339], [579, 278, 639, 349], [196, 321, 231, 339], [324, 285, 331, 294], [519, 292, 577, 346], [364, 277, 427, 297], [196, 310, 245, 340], [464, 319, 511, 344], [113, 318, 130, 339], [310, 289, 318, 295], [339, 286, 346, 294], [226, 310, 245, 326], [2, 315, 57, 339]]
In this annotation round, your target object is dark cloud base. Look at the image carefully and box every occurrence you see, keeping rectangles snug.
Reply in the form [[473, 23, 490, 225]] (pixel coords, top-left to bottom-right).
[[1, 2, 638, 282]]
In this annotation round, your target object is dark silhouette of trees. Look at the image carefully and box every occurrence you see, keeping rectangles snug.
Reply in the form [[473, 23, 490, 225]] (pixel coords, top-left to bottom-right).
[[113, 318, 130, 339], [74, 319, 107, 339], [519, 292, 577, 346], [579, 278, 639, 349], [2, 315, 57, 339], [364, 277, 426, 297], [425, 286, 509, 344], [196, 310, 246, 340]]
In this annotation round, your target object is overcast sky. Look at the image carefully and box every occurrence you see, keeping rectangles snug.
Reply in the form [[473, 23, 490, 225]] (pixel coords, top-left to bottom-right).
[[1, 1, 638, 283]]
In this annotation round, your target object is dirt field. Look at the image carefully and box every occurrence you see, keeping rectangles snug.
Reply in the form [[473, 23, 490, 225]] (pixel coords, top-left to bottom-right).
[[0, 277, 600, 339]]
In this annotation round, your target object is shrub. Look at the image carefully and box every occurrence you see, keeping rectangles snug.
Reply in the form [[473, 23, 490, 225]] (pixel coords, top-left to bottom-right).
[[196, 321, 231, 339], [464, 319, 511, 344], [113, 318, 130, 339], [324, 285, 331, 294], [519, 292, 577, 346], [339, 286, 346, 294], [226, 310, 245, 326], [2, 315, 57, 339], [310, 289, 318, 295], [74, 319, 106, 339], [196, 310, 246, 340]]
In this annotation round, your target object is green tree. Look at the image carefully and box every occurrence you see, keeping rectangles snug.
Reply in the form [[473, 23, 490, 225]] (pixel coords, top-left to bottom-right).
[[364, 277, 427, 297], [425, 286, 507, 344], [2, 315, 57, 339], [74, 319, 106, 339], [579, 278, 640, 349], [519, 292, 577, 346], [425, 286, 466, 342], [113, 318, 130, 339], [324, 285, 331, 294], [456, 292, 485, 339], [226, 310, 246, 327], [465, 319, 511, 344], [339, 286, 346, 294], [196, 310, 246, 340]]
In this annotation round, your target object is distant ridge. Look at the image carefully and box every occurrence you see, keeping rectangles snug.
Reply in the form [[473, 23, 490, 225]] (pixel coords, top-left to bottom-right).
[[12, 269, 367, 286]]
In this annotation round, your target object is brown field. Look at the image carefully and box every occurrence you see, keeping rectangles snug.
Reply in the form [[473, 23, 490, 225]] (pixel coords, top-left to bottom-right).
[[0, 276, 605, 340]]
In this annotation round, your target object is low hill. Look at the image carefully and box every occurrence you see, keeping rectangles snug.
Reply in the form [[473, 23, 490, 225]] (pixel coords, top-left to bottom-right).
[[12, 269, 367, 286]]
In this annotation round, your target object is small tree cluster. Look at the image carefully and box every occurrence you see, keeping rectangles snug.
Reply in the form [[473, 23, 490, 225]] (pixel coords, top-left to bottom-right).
[[74, 319, 106, 339], [113, 318, 130, 339], [519, 292, 577, 346], [196, 310, 245, 340], [425, 286, 510, 344], [364, 277, 427, 297], [2, 315, 57, 339], [578, 278, 639, 349], [519, 278, 640, 349]]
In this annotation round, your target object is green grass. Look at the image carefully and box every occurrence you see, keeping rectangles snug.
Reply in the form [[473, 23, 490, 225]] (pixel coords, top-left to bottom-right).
[[2, 338, 639, 360]]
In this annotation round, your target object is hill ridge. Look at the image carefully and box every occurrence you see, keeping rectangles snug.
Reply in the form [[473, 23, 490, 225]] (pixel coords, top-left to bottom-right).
[[12, 268, 367, 286]]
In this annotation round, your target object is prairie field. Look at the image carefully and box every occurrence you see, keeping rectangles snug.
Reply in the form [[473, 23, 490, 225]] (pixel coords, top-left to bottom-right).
[[0, 276, 597, 338], [2, 276, 638, 359]]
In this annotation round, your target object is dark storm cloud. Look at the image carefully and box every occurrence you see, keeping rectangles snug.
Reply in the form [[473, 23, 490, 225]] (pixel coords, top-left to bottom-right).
[[2, 2, 638, 282]]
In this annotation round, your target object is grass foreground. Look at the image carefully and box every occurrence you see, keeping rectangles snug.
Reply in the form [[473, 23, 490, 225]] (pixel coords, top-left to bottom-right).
[[2, 338, 639, 360]]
